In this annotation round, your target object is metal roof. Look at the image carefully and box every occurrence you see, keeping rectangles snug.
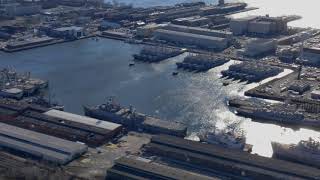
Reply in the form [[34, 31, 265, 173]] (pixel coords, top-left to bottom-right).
[[44, 109, 122, 131], [54, 26, 83, 32], [155, 29, 227, 42], [0, 122, 87, 165], [112, 156, 219, 180]]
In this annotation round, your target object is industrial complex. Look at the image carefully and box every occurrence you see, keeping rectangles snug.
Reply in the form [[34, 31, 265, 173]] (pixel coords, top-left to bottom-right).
[[0, 0, 320, 179]]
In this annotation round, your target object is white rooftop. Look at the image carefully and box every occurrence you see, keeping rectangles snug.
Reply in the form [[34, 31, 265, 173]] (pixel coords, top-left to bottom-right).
[[44, 110, 122, 131]]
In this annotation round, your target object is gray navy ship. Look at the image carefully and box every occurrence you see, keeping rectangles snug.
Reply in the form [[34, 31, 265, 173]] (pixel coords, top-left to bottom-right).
[[272, 138, 320, 168], [83, 98, 187, 137]]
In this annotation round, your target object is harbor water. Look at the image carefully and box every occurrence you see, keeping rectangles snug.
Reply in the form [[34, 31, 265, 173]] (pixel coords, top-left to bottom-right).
[[1, 38, 319, 157], [106, 0, 320, 28]]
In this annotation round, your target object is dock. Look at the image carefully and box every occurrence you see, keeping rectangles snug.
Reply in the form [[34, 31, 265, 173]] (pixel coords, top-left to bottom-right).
[[144, 135, 320, 180]]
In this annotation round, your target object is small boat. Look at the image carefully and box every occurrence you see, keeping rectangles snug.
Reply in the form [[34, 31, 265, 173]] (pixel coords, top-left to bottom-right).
[[172, 71, 179, 76], [129, 62, 135, 67], [222, 81, 230, 86]]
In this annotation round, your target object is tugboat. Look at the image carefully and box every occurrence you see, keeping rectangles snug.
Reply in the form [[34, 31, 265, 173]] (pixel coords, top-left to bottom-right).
[[199, 126, 246, 150], [172, 71, 179, 76], [272, 138, 320, 168], [222, 81, 230, 86]]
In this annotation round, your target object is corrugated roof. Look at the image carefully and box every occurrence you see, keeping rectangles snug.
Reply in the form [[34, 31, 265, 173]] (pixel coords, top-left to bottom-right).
[[155, 29, 227, 42], [44, 109, 122, 131], [0, 123, 87, 165]]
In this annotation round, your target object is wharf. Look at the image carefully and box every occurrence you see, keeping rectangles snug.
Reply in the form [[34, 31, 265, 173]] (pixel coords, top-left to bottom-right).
[[144, 135, 320, 180], [2, 35, 96, 53], [2, 39, 64, 53], [228, 98, 320, 130]]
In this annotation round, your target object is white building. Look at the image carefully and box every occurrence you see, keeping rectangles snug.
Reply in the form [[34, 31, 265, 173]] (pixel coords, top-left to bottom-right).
[[52, 26, 84, 39], [154, 29, 229, 50], [244, 38, 277, 57]]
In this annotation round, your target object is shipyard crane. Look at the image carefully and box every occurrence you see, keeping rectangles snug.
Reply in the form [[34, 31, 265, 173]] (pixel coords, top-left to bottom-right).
[[296, 40, 305, 80]]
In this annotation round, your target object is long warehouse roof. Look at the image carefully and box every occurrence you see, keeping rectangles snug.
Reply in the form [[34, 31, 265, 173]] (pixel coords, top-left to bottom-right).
[[44, 109, 122, 131], [154, 29, 227, 42], [0, 122, 87, 165], [151, 135, 320, 179]]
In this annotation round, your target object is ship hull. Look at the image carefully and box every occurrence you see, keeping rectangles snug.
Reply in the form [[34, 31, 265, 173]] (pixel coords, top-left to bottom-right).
[[272, 142, 320, 168]]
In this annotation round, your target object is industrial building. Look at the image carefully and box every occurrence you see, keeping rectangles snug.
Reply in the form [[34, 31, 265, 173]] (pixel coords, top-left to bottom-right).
[[163, 24, 233, 40], [0, 122, 88, 165], [107, 156, 219, 180], [136, 23, 167, 38], [200, 2, 247, 15], [243, 38, 277, 57], [311, 90, 320, 100], [229, 16, 257, 35], [2, 109, 123, 147], [51, 26, 84, 39], [172, 16, 210, 27], [154, 29, 229, 50], [303, 47, 320, 65], [0, 99, 122, 147], [144, 135, 320, 180], [288, 81, 311, 95], [230, 15, 288, 36], [0, 3, 41, 17]]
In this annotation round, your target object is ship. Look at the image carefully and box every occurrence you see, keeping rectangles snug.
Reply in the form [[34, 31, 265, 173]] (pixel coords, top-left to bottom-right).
[[199, 126, 246, 150], [0, 88, 24, 99], [236, 107, 305, 125], [272, 138, 320, 168], [83, 98, 187, 137], [83, 99, 145, 129], [133, 47, 184, 63], [176, 55, 229, 72]]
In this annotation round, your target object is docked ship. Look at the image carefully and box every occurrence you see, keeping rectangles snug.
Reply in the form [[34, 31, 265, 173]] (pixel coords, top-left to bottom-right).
[[236, 107, 305, 125], [0, 88, 24, 99], [83, 98, 187, 137], [199, 127, 246, 150], [84, 99, 145, 129], [176, 55, 229, 72], [133, 47, 184, 63], [272, 138, 320, 168]]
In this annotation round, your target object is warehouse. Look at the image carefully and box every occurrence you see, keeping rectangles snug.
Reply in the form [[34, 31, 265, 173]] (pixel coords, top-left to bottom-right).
[[230, 16, 288, 36], [51, 26, 84, 39], [172, 16, 211, 27], [229, 16, 257, 35], [0, 109, 123, 147], [41, 110, 122, 145], [243, 38, 277, 57], [0, 123, 88, 165], [107, 156, 219, 180], [136, 23, 167, 38], [154, 29, 229, 50], [163, 24, 233, 39], [145, 135, 320, 180]]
